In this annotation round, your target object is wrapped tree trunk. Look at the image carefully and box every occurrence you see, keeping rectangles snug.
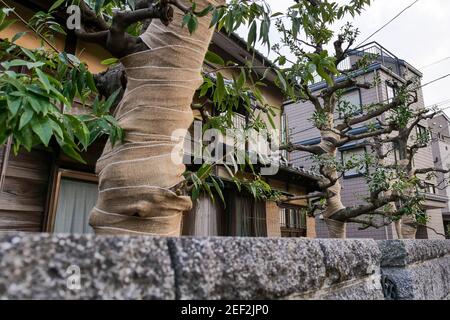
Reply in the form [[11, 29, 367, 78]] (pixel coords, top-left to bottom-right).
[[89, 0, 222, 235]]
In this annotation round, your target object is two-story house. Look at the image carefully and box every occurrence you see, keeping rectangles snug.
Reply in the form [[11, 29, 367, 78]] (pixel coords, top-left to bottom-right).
[[0, 0, 320, 238], [285, 42, 448, 240]]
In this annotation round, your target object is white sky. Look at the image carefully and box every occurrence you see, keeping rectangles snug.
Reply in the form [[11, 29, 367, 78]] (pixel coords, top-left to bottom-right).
[[236, 0, 450, 113]]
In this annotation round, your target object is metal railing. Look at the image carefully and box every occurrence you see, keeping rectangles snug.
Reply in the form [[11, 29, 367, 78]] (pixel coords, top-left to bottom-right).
[[338, 42, 403, 77]]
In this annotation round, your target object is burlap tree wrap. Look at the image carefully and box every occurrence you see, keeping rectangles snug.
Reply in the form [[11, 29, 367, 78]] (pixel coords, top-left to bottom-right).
[[89, 0, 224, 236]]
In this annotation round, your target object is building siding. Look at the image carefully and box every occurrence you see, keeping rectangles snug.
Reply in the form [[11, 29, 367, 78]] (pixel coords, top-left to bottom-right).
[[286, 63, 446, 239]]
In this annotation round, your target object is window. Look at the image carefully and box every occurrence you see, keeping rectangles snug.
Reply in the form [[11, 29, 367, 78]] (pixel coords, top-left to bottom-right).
[[338, 89, 362, 118], [232, 113, 247, 130], [422, 183, 436, 195], [279, 207, 307, 238], [386, 83, 396, 103], [393, 141, 407, 163], [45, 169, 98, 233], [416, 124, 429, 139], [342, 147, 367, 178], [228, 193, 267, 237]]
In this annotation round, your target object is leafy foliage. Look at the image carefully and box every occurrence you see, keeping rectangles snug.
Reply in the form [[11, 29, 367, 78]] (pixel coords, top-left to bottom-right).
[[0, 9, 123, 162]]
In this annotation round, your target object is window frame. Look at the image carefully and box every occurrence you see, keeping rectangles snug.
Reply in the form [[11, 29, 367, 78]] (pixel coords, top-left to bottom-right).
[[341, 146, 368, 179], [44, 168, 98, 232], [386, 82, 397, 103], [423, 183, 436, 195], [338, 88, 363, 119], [416, 124, 429, 139], [279, 206, 307, 238]]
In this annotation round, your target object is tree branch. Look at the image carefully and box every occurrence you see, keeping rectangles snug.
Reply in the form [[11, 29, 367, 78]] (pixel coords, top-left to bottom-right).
[[79, 0, 109, 32], [414, 167, 450, 175]]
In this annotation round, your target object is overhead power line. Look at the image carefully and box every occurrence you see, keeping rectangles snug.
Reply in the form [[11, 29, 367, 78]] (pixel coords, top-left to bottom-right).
[[356, 0, 420, 47], [421, 74, 450, 89], [419, 57, 450, 70]]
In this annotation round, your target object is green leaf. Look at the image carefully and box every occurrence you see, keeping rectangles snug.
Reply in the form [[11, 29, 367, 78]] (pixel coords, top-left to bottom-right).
[[210, 176, 225, 204], [49, 23, 67, 35], [19, 108, 34, 130], [101, 58, 119, 66], [20, 47, 36, 61], [65, 115, 90, 149], [27, 96, 44, 114], [182, 13, 191, 28], [31, 117, 53, 146], [270, 12, 284, 18], [187, 15, 198, 34], [195, 5, 213, 17], [49, 0, 66, 12], [61, 144, 86, 164], [236, 69, 246, 89], [275, 69, 287, 91], [1, 59, 44, 70], [35, 68, 51, 93], [209, 8, 224, 28], [317, 65, 333, 86], [11, 31, 26, 43], [215, 72, 225, 102], [247, 20, 257, 48], [7, 96, 22, 117], [204, 50, 224, 66], [102, 88, 121, 113], [86, 72, 97, 92], [66, 54, 80, 66]]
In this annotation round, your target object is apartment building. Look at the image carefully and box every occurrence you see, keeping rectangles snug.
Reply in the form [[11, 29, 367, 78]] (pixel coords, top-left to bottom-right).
[[429, 113, 450, 238], [285, 42, 448, 240]]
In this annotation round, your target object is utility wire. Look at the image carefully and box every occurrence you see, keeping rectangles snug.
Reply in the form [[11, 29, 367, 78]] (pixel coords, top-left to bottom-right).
[[356, 0, 420, 47], [420, 74, 450, 89], [419, 57, 450, 70]]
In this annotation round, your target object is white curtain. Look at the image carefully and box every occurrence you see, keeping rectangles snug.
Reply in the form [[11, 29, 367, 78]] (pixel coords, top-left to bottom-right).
[[231, 194, 267, 237], [253, 201, 267, 237], [183, 195, 223, 236], [234, 196, 253, 236], [54, 179, 98, 234]]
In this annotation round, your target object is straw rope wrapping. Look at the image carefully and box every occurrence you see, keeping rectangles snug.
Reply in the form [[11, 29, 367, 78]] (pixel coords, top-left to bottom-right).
[[89, 0, 224, 236]]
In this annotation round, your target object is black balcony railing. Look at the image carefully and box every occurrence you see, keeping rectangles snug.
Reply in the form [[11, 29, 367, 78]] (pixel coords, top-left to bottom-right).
[[338, 42, 403, 77]]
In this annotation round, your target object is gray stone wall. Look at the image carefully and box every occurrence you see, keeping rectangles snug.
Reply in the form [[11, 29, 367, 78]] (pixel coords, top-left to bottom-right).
[[379, 240, 450, 300], [0, 234, 449, 300]]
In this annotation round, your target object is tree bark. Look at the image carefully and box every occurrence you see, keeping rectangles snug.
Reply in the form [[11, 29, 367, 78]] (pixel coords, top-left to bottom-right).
[[89, 0, 223, 235]]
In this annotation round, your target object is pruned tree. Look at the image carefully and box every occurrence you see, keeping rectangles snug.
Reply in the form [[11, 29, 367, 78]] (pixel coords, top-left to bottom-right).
[[275, 0, 449, 238], [0, 0, 281, 236], [2, 0, 446, 239]]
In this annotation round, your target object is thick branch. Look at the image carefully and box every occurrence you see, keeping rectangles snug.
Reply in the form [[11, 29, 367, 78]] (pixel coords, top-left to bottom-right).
[[281, 142, 325, 155], [330, 194, 399, 221], [414, 168, 450, 175], [337, 126, 395, 147], [321, 78, 371, 99], [79, 0, 109, 32], [281, 192, 327, 203]]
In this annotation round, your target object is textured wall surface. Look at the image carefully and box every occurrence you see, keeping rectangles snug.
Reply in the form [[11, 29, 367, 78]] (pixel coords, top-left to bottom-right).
[[0, 234, 449, 300], [379, 240, 450, 300]]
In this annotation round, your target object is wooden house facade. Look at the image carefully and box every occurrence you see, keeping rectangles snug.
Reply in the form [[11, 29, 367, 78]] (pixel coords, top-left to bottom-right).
[[0, 0, 320, 238]]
